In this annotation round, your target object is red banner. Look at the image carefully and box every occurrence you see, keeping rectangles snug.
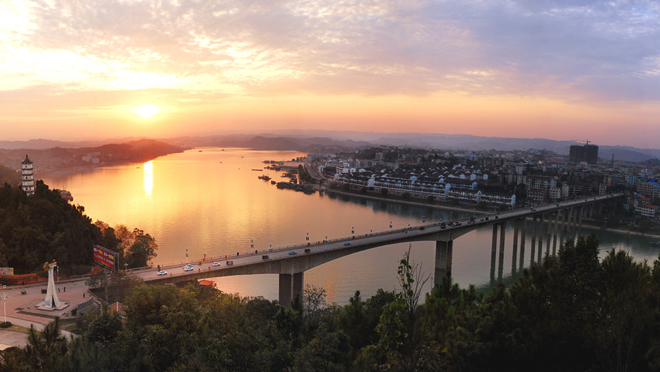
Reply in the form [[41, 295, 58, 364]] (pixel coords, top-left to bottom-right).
[[93, 245, 117, 271]]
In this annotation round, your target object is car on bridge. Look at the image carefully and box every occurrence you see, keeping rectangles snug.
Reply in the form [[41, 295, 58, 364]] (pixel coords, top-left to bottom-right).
[[344, 241, 351, 246], [157, 270, 167, 276], [211, 262, 221, 267], [183, 264, 194, 271], [289, 250, 297, 255]]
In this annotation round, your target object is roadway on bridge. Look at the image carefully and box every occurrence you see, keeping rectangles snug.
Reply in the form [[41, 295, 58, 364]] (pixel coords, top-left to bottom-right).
[[134, 194, 621, 283]]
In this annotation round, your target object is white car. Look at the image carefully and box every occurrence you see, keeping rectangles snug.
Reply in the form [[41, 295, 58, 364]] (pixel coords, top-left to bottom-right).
[[157, 270, 167, 276], [211, 262, 221, 267], [183, 264, 194, 271]]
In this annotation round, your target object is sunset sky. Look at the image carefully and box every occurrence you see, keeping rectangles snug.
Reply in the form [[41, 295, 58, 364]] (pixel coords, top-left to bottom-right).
[[1, 0, 659, 148]]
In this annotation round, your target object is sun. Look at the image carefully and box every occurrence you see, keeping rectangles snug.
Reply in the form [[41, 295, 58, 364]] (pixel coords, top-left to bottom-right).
[[135, 105, 159, 118]]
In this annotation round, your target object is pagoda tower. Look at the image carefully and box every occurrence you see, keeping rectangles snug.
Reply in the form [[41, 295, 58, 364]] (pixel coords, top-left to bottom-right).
[[21, 154, 35, 196]]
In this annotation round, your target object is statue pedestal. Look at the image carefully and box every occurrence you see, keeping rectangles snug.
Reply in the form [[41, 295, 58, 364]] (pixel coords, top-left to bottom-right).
[[35, 301, 69, 312]]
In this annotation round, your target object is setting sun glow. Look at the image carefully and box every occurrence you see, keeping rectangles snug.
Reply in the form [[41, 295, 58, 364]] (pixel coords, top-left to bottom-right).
[[135, 105, 159, 118]]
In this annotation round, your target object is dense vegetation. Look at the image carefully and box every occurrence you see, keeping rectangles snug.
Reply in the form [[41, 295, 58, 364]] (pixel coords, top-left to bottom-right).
[[0, 182, 157, 276], [3, 234, 660, 371], [0, 165, 20, 186]]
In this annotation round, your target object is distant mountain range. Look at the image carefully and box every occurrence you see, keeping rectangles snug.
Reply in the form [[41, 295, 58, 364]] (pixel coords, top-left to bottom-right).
[[2, 132, 658, 163]]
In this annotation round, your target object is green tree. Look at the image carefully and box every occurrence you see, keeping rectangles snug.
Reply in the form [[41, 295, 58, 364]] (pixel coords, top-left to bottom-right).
[[360, 246, 430, 371], [24, 318, 69, 371], [84, 305, 123, 344], [639, 219, 656, 235], [125, 229, 158, 268], [599, 250, 653, 372]]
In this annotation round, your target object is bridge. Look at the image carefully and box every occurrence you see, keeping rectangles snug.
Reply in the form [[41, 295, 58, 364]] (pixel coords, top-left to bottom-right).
[[136, 194, 624, 307]]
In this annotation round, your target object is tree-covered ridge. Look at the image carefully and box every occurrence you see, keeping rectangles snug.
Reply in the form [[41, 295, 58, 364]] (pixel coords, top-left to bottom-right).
[[0, 182, 157, 276], [3, 234, 660, 371], [0, 164, 20, 187], [0, 139, 185, 175], [0, 181, 98, 275]]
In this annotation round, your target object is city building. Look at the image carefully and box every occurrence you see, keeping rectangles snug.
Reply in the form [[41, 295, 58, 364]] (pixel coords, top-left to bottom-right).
[[569, 143, 599, 164]]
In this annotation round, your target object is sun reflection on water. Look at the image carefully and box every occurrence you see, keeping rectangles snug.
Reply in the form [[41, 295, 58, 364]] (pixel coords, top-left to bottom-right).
[[144, 161, 153, 198]]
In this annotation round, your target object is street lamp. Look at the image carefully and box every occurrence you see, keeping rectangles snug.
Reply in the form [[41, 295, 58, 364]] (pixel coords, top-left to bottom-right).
[[2, 285, 7, 326]]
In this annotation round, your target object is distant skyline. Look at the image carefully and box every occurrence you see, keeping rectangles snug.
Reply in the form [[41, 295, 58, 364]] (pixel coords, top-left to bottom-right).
[[1, 0, 659, 148]]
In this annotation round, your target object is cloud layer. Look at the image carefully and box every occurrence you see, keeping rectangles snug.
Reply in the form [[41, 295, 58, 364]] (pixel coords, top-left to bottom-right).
[[1, 0, 659, 145], [2, 0, 657, 100]]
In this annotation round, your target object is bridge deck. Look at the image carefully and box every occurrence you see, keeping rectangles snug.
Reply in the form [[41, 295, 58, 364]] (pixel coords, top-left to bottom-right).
[[136, 194, 622, 284]]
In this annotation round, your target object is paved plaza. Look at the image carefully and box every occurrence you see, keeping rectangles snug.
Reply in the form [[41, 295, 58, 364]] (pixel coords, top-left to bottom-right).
[[1, 279, 89, 350]]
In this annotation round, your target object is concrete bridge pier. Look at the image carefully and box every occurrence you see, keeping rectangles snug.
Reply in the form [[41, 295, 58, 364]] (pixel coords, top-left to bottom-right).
[[530, 215, 537, 265], [498, 223, 506, 281], [512, 219, 519, 275], [559, 208, 567, 247], [491, 224, 497, 282], [572, 207, 579, 243], [519, 218, 526, 271], [293, 272, 304, 304], [566, 207, 575, 240], [435, 240, 453, 286], [279, 272, 304, 308], [546, 212, 554, 257], [577, 206, 585, 237], [537, 214, 544, 263], [552, 211, 560, 255]]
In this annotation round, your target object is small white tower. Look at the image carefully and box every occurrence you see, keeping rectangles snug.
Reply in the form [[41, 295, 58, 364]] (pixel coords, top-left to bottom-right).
[[21, 154, 34, 196]]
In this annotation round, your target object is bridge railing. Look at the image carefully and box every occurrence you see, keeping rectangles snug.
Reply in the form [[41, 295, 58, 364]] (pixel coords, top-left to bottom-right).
[[150, 194, 623, 270]]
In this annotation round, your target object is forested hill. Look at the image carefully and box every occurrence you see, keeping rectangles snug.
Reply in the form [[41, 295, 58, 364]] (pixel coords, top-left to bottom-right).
[[0, 139, 185, 175], [0, 164, 20, 186], [0, 181, 158, 277], [0, 181, 102, 275]]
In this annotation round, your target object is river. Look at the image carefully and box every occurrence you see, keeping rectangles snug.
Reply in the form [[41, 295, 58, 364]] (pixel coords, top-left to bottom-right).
[[41, 148, 660, 304]]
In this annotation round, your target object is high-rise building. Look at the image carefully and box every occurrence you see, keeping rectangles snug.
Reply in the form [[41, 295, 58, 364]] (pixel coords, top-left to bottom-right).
[[21, 154, 35, 195], [569, 143, 598, 164]]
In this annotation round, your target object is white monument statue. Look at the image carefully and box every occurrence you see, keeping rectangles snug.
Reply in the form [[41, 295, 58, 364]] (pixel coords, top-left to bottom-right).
[[37, 260, 68, 311]]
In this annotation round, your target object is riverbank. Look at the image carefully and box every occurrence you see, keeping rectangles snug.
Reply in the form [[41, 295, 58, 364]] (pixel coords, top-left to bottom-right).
[[324, 188, 660, 239], [324, 189, 490, 215], [578, 220, 660, 239]]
